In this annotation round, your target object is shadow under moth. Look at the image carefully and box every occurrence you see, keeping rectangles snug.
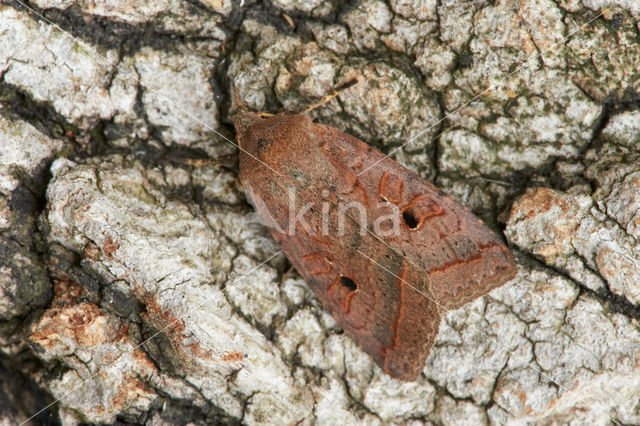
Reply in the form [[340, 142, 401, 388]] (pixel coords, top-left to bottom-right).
[[233, 109, 517, 381]]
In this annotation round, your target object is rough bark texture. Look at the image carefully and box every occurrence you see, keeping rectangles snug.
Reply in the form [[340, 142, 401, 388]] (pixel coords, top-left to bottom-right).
[[1, 0, 639, 424]]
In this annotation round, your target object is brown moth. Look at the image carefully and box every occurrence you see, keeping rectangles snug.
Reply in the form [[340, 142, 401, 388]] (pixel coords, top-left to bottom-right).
[[233, 111, 517, 381]]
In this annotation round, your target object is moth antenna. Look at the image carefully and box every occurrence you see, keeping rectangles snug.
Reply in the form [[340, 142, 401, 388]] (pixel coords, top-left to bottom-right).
[[300, 78, 360, 114]]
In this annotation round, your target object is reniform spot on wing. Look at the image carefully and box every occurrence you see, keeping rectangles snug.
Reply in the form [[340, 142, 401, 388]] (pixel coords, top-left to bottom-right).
[[340, 276, 358, 291]]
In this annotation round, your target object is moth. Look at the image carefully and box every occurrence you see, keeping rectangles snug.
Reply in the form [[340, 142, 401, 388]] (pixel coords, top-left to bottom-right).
[[233, 110, 517, 381]]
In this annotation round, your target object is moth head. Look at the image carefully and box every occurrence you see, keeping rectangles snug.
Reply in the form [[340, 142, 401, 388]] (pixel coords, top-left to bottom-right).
[[232, 110, 264, 141]]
